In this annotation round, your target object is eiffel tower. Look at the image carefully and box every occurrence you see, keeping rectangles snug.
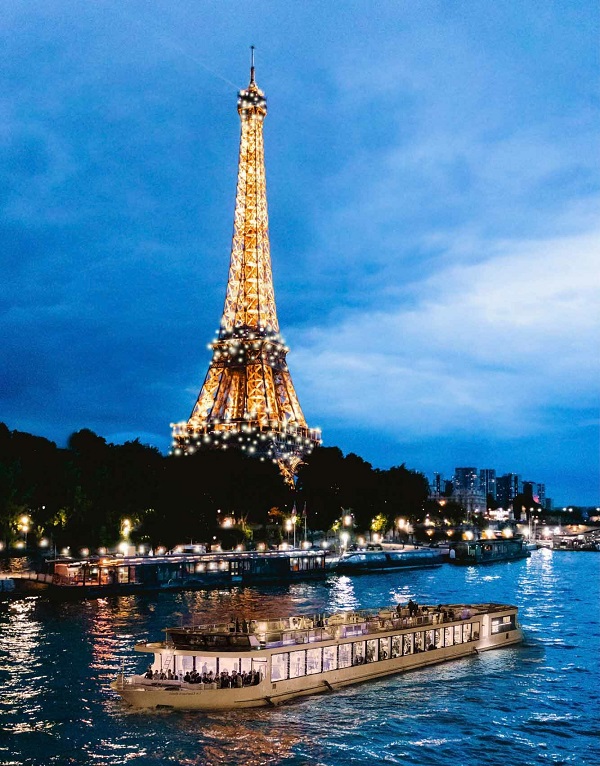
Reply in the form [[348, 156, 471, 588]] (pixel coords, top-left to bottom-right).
[[171, 52, 321, 483]]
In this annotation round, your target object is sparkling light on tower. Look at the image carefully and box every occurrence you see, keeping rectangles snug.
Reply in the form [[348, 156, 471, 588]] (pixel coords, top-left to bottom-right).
[[171, 50, 321, 483]]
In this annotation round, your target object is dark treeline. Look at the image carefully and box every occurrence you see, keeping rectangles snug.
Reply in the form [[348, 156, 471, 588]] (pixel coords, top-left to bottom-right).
[[0, 423, 430, 550]]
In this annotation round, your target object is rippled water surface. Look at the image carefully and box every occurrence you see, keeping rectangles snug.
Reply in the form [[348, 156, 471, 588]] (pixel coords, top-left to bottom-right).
[[1, 550, 598, 765]]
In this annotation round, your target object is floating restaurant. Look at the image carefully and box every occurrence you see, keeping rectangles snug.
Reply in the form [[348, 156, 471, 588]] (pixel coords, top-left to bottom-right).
[[112, 601, 523, 710]]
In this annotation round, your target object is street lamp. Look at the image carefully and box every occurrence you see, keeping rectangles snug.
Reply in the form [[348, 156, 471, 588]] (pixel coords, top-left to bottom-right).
[[18, 514, 30, 548], [291, 513, 297, 548]]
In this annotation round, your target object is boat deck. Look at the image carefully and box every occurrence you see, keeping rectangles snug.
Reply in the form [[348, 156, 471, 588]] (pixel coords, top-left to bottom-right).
[[153, 603, 516, 653]]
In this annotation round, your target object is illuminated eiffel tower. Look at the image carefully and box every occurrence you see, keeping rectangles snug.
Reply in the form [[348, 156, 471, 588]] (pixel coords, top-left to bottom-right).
[[171, 52, 321, 483]]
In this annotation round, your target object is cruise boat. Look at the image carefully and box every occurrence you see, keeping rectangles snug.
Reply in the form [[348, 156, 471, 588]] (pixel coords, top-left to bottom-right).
[[448, 537, 531, 565], [336, 547, 444, 573], [112, 601, 523, 710]]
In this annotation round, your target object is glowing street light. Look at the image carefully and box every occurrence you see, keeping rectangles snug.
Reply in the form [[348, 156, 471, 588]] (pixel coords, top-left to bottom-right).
[[121, 518, 132, 539], [18, 514, 30, 547]]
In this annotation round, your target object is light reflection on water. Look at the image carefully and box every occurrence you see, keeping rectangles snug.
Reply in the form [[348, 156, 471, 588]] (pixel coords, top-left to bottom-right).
[[0, 552, 598, 766]]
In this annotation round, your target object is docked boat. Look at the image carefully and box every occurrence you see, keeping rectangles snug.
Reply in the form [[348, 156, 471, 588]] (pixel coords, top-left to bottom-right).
[[112, 601, 523, 710], [448, 537, 531, 565], [336, 547, 444, 574], [24, 548, 328, 598]]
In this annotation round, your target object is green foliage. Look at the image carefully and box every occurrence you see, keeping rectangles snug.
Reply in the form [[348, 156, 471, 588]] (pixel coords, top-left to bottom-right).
[[296, 449, 429, 531], [0, 424, 430, 550], [370, 512, 389, 534]]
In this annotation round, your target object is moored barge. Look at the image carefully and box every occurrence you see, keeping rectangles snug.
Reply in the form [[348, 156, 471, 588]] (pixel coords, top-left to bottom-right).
[[112, 601, 523, 710], [336, 547, 444, 573], [26, 549, 328, 597], [449, 537, 531, 565]]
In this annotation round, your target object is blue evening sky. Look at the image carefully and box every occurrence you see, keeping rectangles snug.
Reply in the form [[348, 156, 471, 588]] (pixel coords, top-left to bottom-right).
[[1, 1, 598, 506]]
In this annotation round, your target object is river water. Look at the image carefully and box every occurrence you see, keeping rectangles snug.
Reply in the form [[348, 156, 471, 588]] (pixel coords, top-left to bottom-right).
[[0, 549, 598, 766]]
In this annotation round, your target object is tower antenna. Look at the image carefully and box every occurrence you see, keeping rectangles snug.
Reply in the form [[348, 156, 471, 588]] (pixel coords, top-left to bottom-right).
[[250, 45, 256, 84]]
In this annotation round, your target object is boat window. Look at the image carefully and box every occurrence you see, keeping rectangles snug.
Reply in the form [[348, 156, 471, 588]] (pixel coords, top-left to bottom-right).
[[338, 643, 352, 669], [491, 615, 515, 634], [463, 623, 472, 642], [271, 652, 289, 681], [306, 648, 322, 675], [289, 650, 306, 678], [391, 636, 402, 659], [444, 627, 454, 647], [323, 645, 337, 672], [239, 657, 252, 675], [365, 639, 378, 663], [197, 656, 217, 675], [180, 655, 194, 673], [403, 634, 413, 655], [454, 625, 463, 644], [379, 637, 390, 660], [472, 622, 480, 640], [219, 656, 240, 674], [352, 641, 365, 665], [414, 632, 424, 653], [434, 629, 443, 648], [229, 635, 252, 647], [425, 630, 435, 650]]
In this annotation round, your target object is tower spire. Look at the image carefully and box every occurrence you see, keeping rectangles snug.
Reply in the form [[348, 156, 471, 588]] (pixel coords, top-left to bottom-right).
[[171, 61, 321, 483], [250, 45, 256, 85]]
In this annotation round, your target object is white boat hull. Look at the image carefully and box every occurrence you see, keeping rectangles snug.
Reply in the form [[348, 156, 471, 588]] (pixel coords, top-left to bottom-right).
[[112, 626, 522, 710]]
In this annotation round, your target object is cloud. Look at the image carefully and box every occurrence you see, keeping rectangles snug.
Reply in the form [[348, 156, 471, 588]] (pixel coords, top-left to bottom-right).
[[292, 226, 600, 440]]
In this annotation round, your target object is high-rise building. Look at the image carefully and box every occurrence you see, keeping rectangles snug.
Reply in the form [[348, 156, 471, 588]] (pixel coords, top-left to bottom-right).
[[496, 473, 522, 509], [452, 467, 485, 512], [453, 467, 479, 495], [171, 55, 321, 482], [430, 472, 445, 498], [479, 469, 497, 502], [523, 481, 546, 507]]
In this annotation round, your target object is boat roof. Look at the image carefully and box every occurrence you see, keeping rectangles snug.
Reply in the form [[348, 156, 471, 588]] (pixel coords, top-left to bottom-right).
[[163, 602, 517, 639], [46, 549, 326, 566]]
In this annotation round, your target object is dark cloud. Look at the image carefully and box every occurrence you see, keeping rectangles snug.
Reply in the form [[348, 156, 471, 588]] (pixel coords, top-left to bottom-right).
[[1, 1, 598, 505]]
